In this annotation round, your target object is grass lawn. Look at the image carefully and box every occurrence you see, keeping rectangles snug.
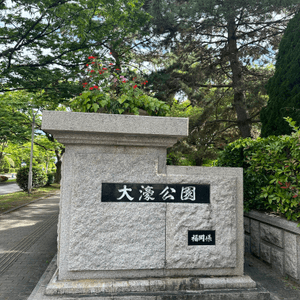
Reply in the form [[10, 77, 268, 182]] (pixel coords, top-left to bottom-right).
[[0, 183, 60, 214]]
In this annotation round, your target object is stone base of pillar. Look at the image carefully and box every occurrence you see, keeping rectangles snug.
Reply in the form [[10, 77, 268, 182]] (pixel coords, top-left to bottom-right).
[[29, 256, 270, 300]]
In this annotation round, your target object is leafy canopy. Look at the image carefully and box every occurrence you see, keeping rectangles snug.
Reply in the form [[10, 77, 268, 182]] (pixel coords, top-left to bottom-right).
[[0, 0, 150, 98]]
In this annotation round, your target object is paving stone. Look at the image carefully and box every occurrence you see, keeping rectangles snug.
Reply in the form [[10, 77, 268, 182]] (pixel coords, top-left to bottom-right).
[[0, 194, 59, 300]]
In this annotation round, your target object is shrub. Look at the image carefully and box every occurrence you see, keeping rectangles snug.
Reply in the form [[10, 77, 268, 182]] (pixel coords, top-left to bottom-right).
[[16, 167, 47, 191], [46, 173, 55, 186], [216, 118, 300, 222], [0, 175, 9, 182]]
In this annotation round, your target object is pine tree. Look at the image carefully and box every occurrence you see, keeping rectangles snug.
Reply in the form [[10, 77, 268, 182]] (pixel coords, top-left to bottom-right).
[[261, 12, 300, 137], [141, 0, 300, 138]]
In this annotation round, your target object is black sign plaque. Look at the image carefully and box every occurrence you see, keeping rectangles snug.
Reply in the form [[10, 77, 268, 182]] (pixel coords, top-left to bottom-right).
[[188, 230, 216, 245], [101, 183, 210, 203]]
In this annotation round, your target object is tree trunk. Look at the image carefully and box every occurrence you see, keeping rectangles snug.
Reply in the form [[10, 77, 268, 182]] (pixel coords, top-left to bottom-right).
[[54, 148, 65, 184], [227, 17, 252, 138]]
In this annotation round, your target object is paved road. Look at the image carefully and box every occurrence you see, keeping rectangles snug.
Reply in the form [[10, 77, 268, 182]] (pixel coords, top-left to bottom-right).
[[0, 194, 59, 300], [0, 182, 22, 195]]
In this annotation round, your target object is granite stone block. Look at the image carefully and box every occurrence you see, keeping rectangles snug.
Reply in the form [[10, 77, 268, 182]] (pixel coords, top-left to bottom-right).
[[42, 111, 188, 138], [68, 153, 166, 271], [244, 217, 250, 233], [260, 223, 283, 248], [250, 220, 260, 256], [225, 276, 256, 289], [260, 242, 271, 263], [271, 248, 284, 275], [166, 178, 237, 269], [41, 111, 245, 289], [284, 231, 298, 279], [245, 234, 251, 253]]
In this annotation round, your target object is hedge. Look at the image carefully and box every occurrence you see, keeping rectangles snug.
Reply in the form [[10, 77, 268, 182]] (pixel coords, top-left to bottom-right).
[[16, 167, 47, 191], [46, 173, 55, 186], [216, 118, 300, 222]]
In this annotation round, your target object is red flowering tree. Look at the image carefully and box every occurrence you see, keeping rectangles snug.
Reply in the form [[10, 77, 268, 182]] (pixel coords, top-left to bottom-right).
[[71, 55, 169, 116]]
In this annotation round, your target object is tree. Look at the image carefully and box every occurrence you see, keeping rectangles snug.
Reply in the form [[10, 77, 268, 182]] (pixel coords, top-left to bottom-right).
[[3, 139, 56, 172], [0, 92, 32, 168], [260, 11, 300, 137], [0, 91, 63, 182], [166, 87, 251, 166], [1, 0, 155, 179], [140, 0, 300, 138], [0, 0, 150, 98]]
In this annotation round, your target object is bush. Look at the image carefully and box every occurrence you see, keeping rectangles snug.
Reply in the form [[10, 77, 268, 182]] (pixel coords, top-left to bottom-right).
[[16, 167, 47, 191], [0, 175, 9, 182], [46, 173, 55, 186], [216, 118, 300, 222]]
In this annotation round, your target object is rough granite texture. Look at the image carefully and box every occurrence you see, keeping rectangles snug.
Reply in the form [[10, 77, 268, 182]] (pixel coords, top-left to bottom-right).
[[69, 153, 166, 271], [165, 177, 237, 269], [59, 154, 243, 280], [245, 234, 251, 253], [41, 111, 244, 283], [245, 210, 300, 282], [69, 156, 237, 271], [284, 231, 298, 279], [250, 220, 260, 257], [260, 243, 271, 264], [271, 248, 284, 275], [260, 223, 283, 248], [244, 217, 250, 234], [28, 256, 268, 300], [42, 111, 188, 137]]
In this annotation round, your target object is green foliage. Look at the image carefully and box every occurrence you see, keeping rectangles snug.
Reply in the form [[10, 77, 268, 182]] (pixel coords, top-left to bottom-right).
[[16, 167, 48, 191], [46, 173, 55, 186], [261, 12, 300, 137], [3, 140, 56, 171], [166, 95, 243, 166], [71, 57, 170, 116], [217, 118, 300, 222], [0, 156, 14, 173], [0, 92, 33, 145], [1, 0, 150, 98]]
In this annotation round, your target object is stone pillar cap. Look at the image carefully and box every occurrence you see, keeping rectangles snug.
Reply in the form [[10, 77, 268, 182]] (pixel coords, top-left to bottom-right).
[[41, 111, 188, 147]]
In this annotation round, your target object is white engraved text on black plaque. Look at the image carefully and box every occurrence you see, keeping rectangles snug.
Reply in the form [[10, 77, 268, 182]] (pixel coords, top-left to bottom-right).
[[101, 183, 210, 203], [188, 230, 216, 245]]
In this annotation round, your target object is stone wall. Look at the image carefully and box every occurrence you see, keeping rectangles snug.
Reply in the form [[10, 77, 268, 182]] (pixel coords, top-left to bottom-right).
[[245, 210, 300, 282]]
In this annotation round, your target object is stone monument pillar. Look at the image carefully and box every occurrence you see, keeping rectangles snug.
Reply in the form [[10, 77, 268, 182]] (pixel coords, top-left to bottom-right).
[[38, 111, 269, 299]]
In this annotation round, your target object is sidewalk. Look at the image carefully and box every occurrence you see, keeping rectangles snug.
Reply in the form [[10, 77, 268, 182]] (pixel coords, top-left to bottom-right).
[[1, 192, 300, 300], [0, 193, 59, 300], [245, 253, 300, 300]]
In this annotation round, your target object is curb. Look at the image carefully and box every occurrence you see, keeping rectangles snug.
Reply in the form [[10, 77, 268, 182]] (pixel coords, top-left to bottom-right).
[[27, 255, 57, 300], [0, 191, 60, 216]]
